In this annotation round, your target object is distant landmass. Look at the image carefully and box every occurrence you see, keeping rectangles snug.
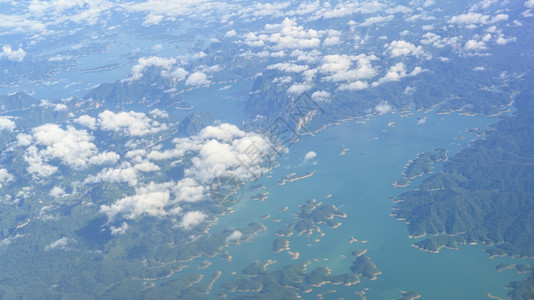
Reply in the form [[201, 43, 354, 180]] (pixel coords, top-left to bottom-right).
[[392, 94, 534, 299]]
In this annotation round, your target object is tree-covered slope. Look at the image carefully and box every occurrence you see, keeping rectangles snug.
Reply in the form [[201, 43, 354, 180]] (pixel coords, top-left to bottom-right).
[[393, 94, 534, 258]]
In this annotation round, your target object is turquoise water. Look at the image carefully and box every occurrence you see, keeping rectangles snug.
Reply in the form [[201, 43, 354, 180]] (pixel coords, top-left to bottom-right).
[[178, 86, 531, 299]]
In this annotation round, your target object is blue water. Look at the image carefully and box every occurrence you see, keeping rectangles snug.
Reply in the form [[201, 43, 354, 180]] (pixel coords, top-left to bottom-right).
[[175, 84, 530, 299]]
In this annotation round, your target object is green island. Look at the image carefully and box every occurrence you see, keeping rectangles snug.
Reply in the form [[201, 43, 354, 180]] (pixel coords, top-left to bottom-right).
[[394, 148, 448, 187], [395, 291, 422, 300], [497, 263, 532, 274], [272, 238, 290, 253], [220, 260, 361, 299], [350, 254, 381, 281], [287, 199, 347, 236], [392, 94, 534, 299]]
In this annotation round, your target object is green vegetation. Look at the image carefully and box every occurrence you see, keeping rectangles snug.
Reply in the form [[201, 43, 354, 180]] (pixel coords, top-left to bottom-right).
[[393, 94, 534, 299], [221, 261, 360, 299], [286, 199, 346, 236], [506, 275, 534, 300], [272, 238, 289, 253], [395, 291, 422, 300], [393, 94, 534, 258], [350, 255, 381, 281], [394, 148, 448, 187]]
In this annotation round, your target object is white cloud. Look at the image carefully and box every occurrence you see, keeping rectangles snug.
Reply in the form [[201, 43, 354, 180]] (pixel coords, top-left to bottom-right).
[[322, 36, 340, 47], [24, 146, 58, 177], [526, 0, 534, 8], [174, 178, 205, 202], [360, 15, 394, 27], [98, 110, 167, 136], [375, 101, 393, 114], [100, 181, 173, 220], [149, 108, 169, 119], [22, 124, 104, 176], [0, 116, 15, 132], [339, 80, 369, 91], [448, 13, 508, 27], [319, 54, 378, 83], [225, 29, 237, 37], [75, 115, 97, 130], [0, 168, 13, 187], [49, 186, 66, 198], [304, 151, 317, 161], [0, 45, 26, 62], [88, 151, 120, 165], [226, 230, 243, 243], [142, 14, 164, 26], [420, 32, 459, 48], [244, 18, 323, 50], [185, 71, 210, 86], [287, 83, 312, 95], [85, 166, 136, 185], [130, 56, 177, 80], [54, 103, 68, 111], [372, 62, 424, 86], [267, 63, 309, 73], [122, 0, 238, 26], [168, 67, 188, 81], [110, 222, 129, 235], [385, 40, 428, 58], [311, 90, 331, 102], [179, 211, 207, 230], [45, 237, 72, 251], [464, 39, 487, 51]]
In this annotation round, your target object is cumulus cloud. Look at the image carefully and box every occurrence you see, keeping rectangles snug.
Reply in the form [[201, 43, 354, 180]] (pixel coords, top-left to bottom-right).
[[185, 71, 210, 86], [319, 54, 378, 85], [0, 168, 13, 188], [98, 110, 167, 136], [420, 32, 459, 48], [149, 108, 169, 119], [360, 15, 394, 27], [75, 114, 97, 130], [464, 39, 487, 51], [226, 230, 243, 243], [0, 116, 16, 132], [225, 29, 237, 37], [0, 45, 26, 62], [375, 101, 393, 114], [311, 90, 331, 102], [372, 62, 424, 86], [174, 178, 205, 202], [448, 13, 508, 27], [130, 56, 177, 80], [179, 211, 207, 230], [110, 222, 129, 235], [287, 83, 312, 95], [99, 123, 277, 223], [100, 181, 173, 220], [121, 0, 234, 26], [304, 151, 317, 161], [45, 237, 73, 251], [22, 124, 105, 177], [244, 18, 323, 50], [267, 63, 309, 73], [385, 40, 428, 58], [526, 0, 534, 8], [89, 151, 120, 165], [339, 81, 369, 91], [49, 186, 66, 198], [322, 36, 340, 47]]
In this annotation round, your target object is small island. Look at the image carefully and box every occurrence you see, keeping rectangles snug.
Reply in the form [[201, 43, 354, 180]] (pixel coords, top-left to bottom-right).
[[393, 148, 448, 188]]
